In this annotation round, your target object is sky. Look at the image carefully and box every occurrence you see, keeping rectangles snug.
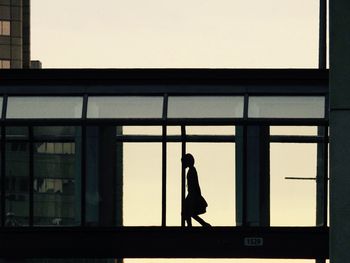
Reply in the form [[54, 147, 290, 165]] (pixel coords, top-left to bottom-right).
[[30, 1, 327, 262], [31, 0, 320, 68]]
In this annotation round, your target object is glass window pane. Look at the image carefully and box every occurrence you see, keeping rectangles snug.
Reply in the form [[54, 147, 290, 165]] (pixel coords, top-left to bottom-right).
[[185, 143, 236, 226], [168, 96, 244, 118], [34, 140, 80, 226], [186, 126, 235, 135], [123, 126, 162, 135], [6, 142, 29, 226], [167, 143, 236, 226], [6, 127, 28, 140], [87, 96, 163, 118], [7, 97, 83, 119], [123, 143, 162, 226], [167, 126, 181, 135], [270, 126, 318, 136], [0, 97, 4, 116], [2, 60, 10, 69], [248, 96, 325, 118], [270, 143, 316, 226], [34, 126, 78, 139], [166, 143, 181, 226], [2, 21, 10, 35], [85, 126, 123, 226]]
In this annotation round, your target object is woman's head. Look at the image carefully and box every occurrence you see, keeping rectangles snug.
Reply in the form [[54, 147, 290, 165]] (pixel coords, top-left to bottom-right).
[[182, 153, 195, 168]]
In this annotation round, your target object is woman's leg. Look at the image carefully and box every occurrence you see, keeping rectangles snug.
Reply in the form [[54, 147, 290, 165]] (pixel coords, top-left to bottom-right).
[[192, 215, 211, 227], [185, 216, 192, 227]]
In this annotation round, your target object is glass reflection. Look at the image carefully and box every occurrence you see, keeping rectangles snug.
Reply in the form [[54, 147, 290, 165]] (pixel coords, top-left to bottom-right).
[[33, 126, 81, 226], [34, 142, 79, 226], [5, 142, 29, 226]]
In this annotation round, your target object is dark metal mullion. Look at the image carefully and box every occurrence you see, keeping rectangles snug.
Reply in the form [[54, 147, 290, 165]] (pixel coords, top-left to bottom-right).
[[319, 0, 327, 70], [181, 125, 186, 227], [242, 94, 248, 226], [6, 138, 76, 143], [81, 94, 88, 227], [243, 94, 249, 120], [29, 126, 34, 226], [242, 125, 248, 226], [80, 126, 86, 226], [114, 135, 324, 143], [0, 124, 5, 227], [317, 3, 327, 263], [325, 94, 330, 121], [2, 95, 8, 121], [161, 94, 168, 227], [0, 95, 6, 226], [0, 117, 328, 126], [323, 124, 329, 227]]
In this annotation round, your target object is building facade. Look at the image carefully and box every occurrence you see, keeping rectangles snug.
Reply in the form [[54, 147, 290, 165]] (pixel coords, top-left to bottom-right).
[[0, 0, 30, 69]]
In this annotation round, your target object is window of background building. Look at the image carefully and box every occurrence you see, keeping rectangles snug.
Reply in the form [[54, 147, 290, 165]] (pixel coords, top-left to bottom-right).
[[0, 60, 10, 69], [0, 21, 10, 36]]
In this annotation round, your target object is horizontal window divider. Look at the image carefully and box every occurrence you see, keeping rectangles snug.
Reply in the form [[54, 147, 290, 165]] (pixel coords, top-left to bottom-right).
[[270, 135, 326, 143], [33, 192, 75, 196], [2, 119, 85, 126], [5, 176, 74, 180], [4, 135, 326, 143], [4, 137, 28, 141], [116, 135, 162, 142], [244, 118, 328, 126], [167, 119, 245, 125], [3, 192, 29, 195], [0, 82, 328, 95], [32, 138, 77, 143], [5, 138, 76, 142], [116, 135, 236, 143], [182, 135, 235, 142], [85, 119, 164, 125], [0, 118, 328, 126], [116, 135, 325, 143]]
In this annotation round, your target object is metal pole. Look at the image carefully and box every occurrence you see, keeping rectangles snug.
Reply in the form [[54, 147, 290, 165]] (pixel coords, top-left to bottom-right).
[[319, 0, 327, 69], [317, 1, 327, 262], [161, 94, 168, 227], [1, 96, 7, 227], [162, 125, 167, 227], [80, 95, 88, 226], [181, 125, 186, 227], [29, 126, 34, 226]]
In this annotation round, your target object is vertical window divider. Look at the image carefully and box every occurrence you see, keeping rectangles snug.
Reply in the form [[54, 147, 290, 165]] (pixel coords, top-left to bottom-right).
[[325, 94, 330, 121], [181, 125, 186, 227], [1, 95, 7, 226], [243, 94, 249, 121], [81, 94, 88, 226], [319, 0, 327, 69], [323, 124, 329, 227], [162, 94, 168, 227], [29, 126, 34, 227], [242, 94, 249, 226]]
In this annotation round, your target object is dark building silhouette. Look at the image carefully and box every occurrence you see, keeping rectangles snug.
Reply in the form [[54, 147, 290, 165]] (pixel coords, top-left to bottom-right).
[[0, 0, 30, 68]]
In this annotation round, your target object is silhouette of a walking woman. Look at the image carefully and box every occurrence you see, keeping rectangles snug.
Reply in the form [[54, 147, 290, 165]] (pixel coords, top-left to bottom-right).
[[182, 153, 211, 227]]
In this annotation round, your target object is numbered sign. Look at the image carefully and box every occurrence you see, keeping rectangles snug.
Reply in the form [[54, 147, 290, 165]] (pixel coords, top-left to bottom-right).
[[244, 237, 264, 247]]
